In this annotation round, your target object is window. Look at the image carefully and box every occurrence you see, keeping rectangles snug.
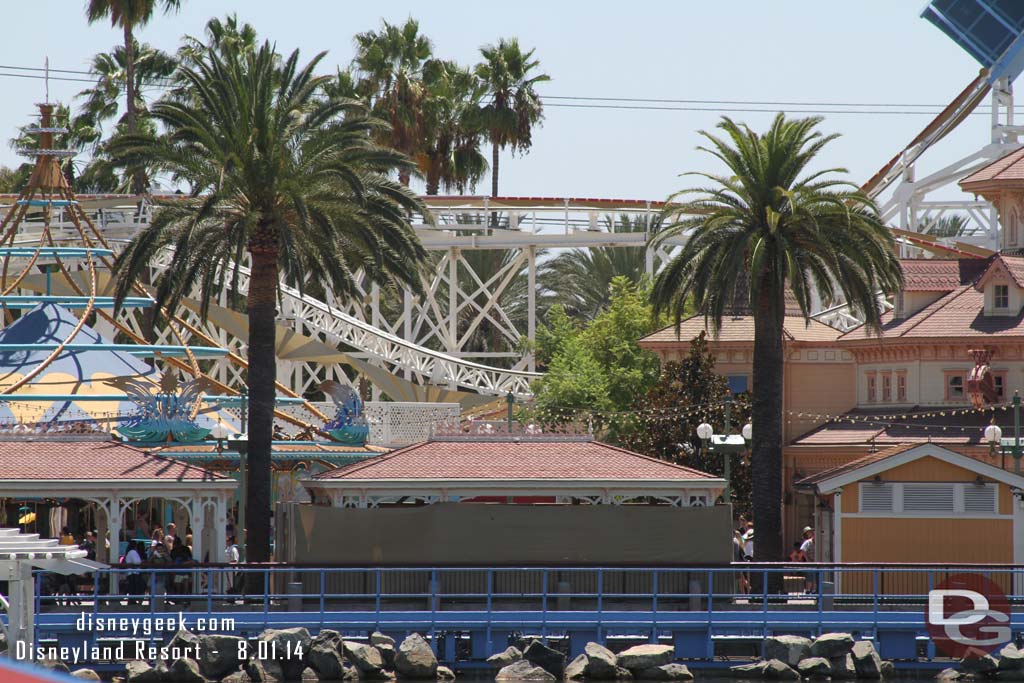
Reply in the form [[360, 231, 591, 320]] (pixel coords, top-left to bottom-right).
[[858, 482, 998, 515], [896, 372, 907, 402], [946, 374, 965, 401], [860, 482, 894, 512], [995, 284, 1010, 310], [902, 483, 955, 512], [727, 375, 749, 394], [882, 373, 892, 402], [866, 372, 876, 402], [687, 495, 707, 507], [963, 484, 997, 513], [1011, 213, 1019, 247], [995, 372, 1006, 400]]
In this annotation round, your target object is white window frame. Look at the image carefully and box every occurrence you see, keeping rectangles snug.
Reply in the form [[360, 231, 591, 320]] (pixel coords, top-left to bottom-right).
[[995, 284, 1010, 310], [857, 481, 1000, 517]]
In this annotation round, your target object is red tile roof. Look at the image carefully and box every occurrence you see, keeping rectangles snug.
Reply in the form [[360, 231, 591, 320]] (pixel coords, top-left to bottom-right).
[[0, 438, 226, 481], [960, 147, 1024, 191], [791, 408, 1012, 447], [900, 258, 989, 291], [315, 439, 717, 481], [639, 315, 842, 346]]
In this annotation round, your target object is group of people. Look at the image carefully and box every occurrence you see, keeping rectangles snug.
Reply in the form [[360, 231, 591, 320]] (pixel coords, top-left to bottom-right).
[[731, 518, 816, 594], [122, 522, 196, 601]]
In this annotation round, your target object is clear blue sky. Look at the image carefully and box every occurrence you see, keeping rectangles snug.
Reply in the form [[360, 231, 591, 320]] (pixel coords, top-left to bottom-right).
[[0, 1, 993, 203]]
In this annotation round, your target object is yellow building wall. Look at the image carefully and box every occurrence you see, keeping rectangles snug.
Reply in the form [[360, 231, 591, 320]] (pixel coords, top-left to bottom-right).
[[785, 362, 855, 442]]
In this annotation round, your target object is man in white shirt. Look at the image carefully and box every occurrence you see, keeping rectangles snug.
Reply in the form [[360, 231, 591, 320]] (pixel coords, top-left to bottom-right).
[[800, 527, 816, 592], [742, 523, 754, 560]]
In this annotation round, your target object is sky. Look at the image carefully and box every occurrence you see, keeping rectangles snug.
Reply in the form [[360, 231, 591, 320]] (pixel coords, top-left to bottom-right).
[[0, 1, 996, 205]]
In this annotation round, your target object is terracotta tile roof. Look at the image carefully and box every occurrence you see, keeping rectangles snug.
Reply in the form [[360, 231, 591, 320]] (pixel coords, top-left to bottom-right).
[[960, 147, 1024, 190], [792, 408, 1013, 447], [1000, 255, 1024, 288], [900, 258, 989, 291], [152, 443, 385, 455], [0, 438, 226, 481], [315, 439, 717, 481], [638, 315, 842, 346]]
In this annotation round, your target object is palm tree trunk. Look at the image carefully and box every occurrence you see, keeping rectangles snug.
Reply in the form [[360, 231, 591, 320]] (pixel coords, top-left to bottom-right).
[[426, 166, 440, 195], [751, 282, 784, 567], [491, 140, 500, 198], [245, 236, 278, 569], [123, 24, 145, 196]]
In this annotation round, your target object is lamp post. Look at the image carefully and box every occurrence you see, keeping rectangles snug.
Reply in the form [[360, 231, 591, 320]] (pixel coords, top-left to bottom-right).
[[988, 391, 1023, 474], [696, 393, 751, 505]]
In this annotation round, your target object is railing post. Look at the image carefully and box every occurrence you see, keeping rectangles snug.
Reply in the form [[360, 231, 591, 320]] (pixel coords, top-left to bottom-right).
[[486, 570, 493, 613], [873, 569, 879, 612], [207, 568, 213, 614], [375, 569, 382, 615], [706, 570, 713, 615], [319, 569, 326, 615], [597, 569, 603, 613], [652, 570, 658, 613], [263, 569, 270, 625], [541, 570, 548, 615], [762, 569, 769, 612]]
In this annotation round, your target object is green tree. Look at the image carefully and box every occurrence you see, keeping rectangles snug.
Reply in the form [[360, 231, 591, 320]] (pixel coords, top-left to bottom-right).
[[622, 332, 752, 515], [475, 38, 550, 198], [85, 0, 182, 193], [179, 14, 259, 67], [650, 114, 902, 561], [923, 214, 971, 238], [419, 60, 488, 195], [540, 214, 657, 319], [108, 42, 429, 564]]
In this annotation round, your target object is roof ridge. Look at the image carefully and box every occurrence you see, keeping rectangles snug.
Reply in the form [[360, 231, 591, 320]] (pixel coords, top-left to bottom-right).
[[593, 440, 717, 478], [888, 284, 971, 338], [318, 441, 419, 478]]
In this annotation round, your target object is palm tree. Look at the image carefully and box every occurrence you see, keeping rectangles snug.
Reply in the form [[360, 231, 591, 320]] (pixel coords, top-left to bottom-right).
[[541, 214, 656, 319], [108, 42, 429, 563], [650, 114, 902, 562], [475, 38, 550, 197], [418, 60, 488, 195], [85, 0, 182, 193], [352, 18, 433, 185], [179, 14, 258, 66], [924, 214, 972, 238]]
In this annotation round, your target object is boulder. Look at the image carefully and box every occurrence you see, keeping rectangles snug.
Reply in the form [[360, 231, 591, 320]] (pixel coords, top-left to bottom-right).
[[37, 658, 71, 674], [395, 633, 439, 679], [523, 639, 566, 677], [495, 660, 557, 681], [312, 629, 343, 649], [852, 641, 883, 679], [765, 635, 813, 667], [376, 642, 397, 669], [168, 658, 206, 683], [308, 639, 346, 680], [616, 644, 674, 671], [71, 671, 101, 681], [1002, 644, 1024, 671], [614, 667, 634, 680], [223, 672, 253, 683], [565, 654, 589, 680], [197, 634, 247, 680], [168, 627, 201, 656], [258, 627, 312, 680], [880, 661, 895, 679], [343, 641, 385, 674], [125, 661, 162, 683], [584, 642, 619, 679], [729, 661, 769, 678], [437, 665, 456, 680], [797, 657, 832, 678], [810, 633, 855, 658], [961, 654, 1000, 675], [301, 668, 320, 682], [936, 668, 961, 681], [764, 660, 802, 681], [487, 647, 523, 668], [246, 658, 285, 683], [830, 653, 857, 680], [371, 632, 397, 648], [633, 664, 694, 681], [342, 664, 360, 681]]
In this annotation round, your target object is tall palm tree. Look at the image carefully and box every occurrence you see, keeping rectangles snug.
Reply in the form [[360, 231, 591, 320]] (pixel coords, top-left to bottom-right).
[[475, 38, 550, 197], [108, 42, 429, 563], [418, 60, 488, 195], [650, 114, 902, 562], [179, 14, 259, 66], [352, 18, 433, 185], [541, 214, 657, 319], [85, 0, 182, 193]]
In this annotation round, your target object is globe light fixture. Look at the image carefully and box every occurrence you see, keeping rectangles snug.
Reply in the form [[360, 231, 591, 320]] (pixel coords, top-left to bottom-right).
[[742, 423, 753, 441], [696, 422, 713, 441]]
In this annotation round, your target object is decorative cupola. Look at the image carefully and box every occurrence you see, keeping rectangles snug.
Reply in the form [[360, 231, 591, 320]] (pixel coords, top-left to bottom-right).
[[973, 254, 1024, 315], [960, 147, 1024, 252]]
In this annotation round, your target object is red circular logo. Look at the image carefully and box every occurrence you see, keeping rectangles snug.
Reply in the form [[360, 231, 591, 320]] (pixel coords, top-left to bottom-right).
[[926, 573, 1011, 659]]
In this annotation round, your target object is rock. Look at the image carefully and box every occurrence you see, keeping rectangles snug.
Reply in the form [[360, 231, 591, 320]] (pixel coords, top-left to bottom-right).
[[634, 664, 694, 681], [962, 655, 999, 674], [71, 671, 102, 681], [168, 658, 207, 683], [566, 654, 589, 680], [395, 633, 439, 679], [487, 646, 523, 668], [616, 644, 674, 671], [523, 639, 566, 677], [585, 642, 619, 679], [343, 641, 385, 674], [1002, 644, 1024, 671], [37, 658, 71, 674], [258, 627, 312, 681], [125, 661, 163, 683], [437, 665, 456, 680], [880, 661, 895, 679], [371, 632, 396, 648], [301, 668, 320, 682], [810, 633, 856, 658], [830, 653, 857, 680], [376, 642, 397, 669], [936, 668, 962, 681], [797, 657, 832, 678], [167, 627, 201, 658], [614, 668, 634, 680], [729, 661, 769, 678], [222, 672, 253, 683], [308, 639, 346, 680], [765, 636, 813, 667], [495, 660, 557, 682], [197, 634, 247, 680], [246, 658, 285, 683], [342, 664, 360, 681], [852, 641, 883, 679], [764, 660, 801, 680]]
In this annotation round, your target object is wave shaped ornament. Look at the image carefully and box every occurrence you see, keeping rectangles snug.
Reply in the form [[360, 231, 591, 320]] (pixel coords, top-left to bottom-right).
[[319, 380, 369, 446], [108, 372, 214, 443]]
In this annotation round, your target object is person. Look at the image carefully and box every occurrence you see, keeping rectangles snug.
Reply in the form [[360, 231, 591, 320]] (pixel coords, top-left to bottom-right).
[[149, 527, 164, 559], [800, 526, 816, 592], [733, 530, 750, 595], [58, 527, 75, 545], [170, 536, 193, 599], [148, 533, 171, 598], [789, 542, 807, 563], [225, 535, 241, 597], [124, 541, 143, 604], [82, 531, 97, 561], [184, 533, 193, 556], [742, 522, 754, 560], [164, 522, 177, 550]]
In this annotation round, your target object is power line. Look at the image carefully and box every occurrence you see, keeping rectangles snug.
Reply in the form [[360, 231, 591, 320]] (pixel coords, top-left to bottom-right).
[[543, 95, 954, 108]]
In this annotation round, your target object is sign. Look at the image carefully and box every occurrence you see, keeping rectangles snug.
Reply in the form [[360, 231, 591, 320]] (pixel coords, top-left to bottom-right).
[[927, 573, 1011, 659]]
